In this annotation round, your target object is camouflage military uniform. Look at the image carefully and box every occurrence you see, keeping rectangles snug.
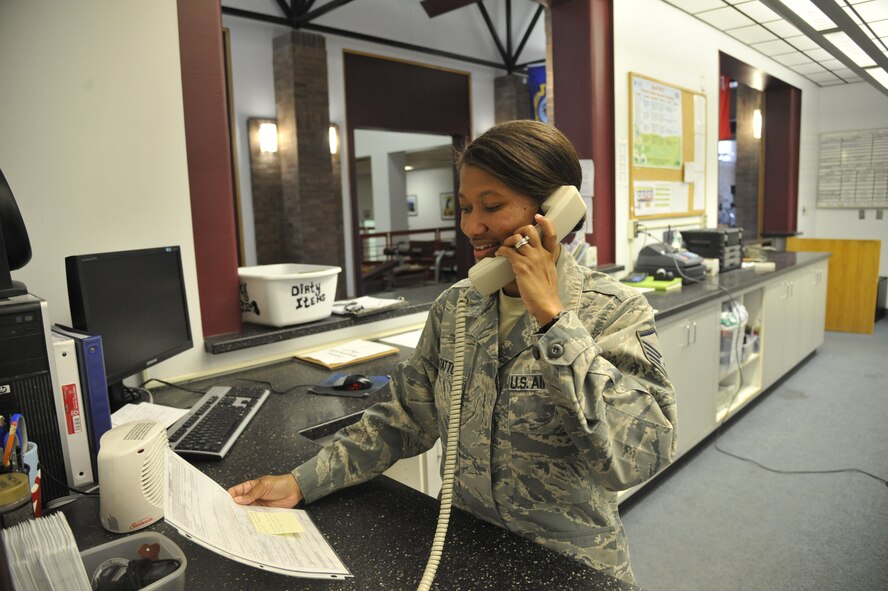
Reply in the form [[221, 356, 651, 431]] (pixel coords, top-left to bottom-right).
[[293, 252, 677, 584]]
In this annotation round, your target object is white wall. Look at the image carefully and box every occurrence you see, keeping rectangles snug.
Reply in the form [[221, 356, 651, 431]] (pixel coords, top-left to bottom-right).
[[814, 83, 888, 277], [407, 168, 457, 238], [614, 0, 822, 268]]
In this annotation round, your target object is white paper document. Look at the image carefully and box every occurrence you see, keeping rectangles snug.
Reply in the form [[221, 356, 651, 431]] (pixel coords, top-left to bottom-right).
[[379, 328, 424, 349], [111, 402, 189, 429], [163, 448, 351, 579]]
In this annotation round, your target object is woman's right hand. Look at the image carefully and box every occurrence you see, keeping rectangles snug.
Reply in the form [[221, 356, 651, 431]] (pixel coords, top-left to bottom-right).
[[228, 474, 304, 507]]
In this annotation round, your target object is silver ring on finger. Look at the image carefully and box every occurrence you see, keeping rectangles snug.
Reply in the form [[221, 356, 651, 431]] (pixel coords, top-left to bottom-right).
[[513, 235, 530, 250]]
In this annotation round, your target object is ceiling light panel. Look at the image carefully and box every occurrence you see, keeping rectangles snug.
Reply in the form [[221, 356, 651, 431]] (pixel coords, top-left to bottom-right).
[[849, 1, 888, 23], [823, 30, 879, 66], [776, 0, 836, 31], [870, 20, 888, 36], [865, 65, 888, 88]]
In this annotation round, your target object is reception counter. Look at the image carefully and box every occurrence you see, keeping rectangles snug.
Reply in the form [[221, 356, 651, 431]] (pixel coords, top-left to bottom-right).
[[62, 252, 829, 589]]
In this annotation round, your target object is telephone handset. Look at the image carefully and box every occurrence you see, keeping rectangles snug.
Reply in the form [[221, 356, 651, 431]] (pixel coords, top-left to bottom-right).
[[467, 185, 587, 296]]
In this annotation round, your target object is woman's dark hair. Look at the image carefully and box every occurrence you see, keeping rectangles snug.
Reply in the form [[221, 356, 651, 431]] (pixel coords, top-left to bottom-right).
[[455, 120, 582, 205]]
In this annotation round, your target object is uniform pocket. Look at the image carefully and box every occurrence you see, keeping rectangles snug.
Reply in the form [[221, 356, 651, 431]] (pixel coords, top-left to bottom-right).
[[509, 391, 560, 434]]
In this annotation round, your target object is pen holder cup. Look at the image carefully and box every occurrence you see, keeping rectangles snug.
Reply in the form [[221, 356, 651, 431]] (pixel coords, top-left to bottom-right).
[[80, 532, 187, 591]]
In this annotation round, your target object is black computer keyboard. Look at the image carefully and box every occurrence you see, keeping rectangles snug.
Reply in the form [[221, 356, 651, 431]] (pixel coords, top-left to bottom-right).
[[167, 385, 269, 459]]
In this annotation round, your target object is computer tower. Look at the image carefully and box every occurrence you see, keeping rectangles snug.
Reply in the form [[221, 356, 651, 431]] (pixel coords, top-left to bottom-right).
[[0, 294, 69, 501]]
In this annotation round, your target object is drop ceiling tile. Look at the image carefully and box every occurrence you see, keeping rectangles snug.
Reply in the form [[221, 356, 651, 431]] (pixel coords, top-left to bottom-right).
[[664, 0, 726, 14], [831, 68, 859, 79], [792, 62, 829, 74], [783, 34, 821, 51], [697, 6, 756, 29], [871, 20, 888, 36], [729, 24, 779, 43], [733, 1, 781, 23], [762, 19, 803, 37], [752, 38, 798, 55], [805, 47, 835, 61], [774, 51, 815, 66], [807, 71, 844, 83], [818, 58, 846, 70]]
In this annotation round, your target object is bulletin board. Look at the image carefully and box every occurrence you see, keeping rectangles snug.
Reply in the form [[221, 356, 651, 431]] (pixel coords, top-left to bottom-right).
[[628, 72, 707, 220]]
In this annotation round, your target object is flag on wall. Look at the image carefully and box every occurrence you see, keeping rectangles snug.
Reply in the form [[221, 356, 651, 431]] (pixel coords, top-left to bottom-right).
[[528, 65, 548, 123], [719, 75, 732, 140]]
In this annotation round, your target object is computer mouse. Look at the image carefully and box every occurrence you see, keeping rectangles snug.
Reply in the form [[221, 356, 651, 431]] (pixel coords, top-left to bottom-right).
[[333, 374, 373, 391]]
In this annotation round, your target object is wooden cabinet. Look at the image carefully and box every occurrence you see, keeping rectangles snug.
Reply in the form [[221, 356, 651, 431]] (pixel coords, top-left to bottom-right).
[[656, 304, 720, 458]]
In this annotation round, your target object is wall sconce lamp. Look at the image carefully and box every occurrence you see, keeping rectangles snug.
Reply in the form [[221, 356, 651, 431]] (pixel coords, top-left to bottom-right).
[[752, 109, 762, 140], [329, 123, 340, 155], [258, 122, 278, 153]]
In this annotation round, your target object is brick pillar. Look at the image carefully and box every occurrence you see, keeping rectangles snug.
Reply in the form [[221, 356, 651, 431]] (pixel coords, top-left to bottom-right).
[[272, 31, 346, 297], [494, 74, 531, 122]]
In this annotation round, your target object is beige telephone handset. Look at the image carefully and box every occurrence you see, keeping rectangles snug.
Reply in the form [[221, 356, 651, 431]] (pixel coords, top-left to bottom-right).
[[467, 185, 587, 296], [417, 185, 587, 591]]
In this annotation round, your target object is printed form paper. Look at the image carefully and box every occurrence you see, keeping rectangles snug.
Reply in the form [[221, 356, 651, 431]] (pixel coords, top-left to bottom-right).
[[163, 448, 351, 579]]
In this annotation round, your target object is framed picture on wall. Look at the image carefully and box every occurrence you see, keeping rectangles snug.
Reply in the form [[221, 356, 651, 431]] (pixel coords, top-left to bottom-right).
[[406, 195, 418, 216], [440, 192, 455, 220]]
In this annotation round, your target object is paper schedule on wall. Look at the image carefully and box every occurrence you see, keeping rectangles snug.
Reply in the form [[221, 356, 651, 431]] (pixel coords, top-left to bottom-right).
[[633, 181, 689, 217], [632, 76, 682, 169]]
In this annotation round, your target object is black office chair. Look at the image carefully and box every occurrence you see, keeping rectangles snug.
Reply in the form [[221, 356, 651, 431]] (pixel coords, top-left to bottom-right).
[[0, 167, 32, 298]]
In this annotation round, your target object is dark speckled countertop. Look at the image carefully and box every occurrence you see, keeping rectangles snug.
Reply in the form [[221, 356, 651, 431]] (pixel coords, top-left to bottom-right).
[[641, 251, 830, 321], [63, 254, 825, 589], [64, 343, 638, 590]]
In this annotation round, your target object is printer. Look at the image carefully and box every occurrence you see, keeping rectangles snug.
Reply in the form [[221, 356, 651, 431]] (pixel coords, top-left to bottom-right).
[[635, 245, 706, 283]]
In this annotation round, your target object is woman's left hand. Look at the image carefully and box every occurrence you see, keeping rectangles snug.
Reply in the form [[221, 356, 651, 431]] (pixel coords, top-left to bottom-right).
[[496, 213, 564, 327]]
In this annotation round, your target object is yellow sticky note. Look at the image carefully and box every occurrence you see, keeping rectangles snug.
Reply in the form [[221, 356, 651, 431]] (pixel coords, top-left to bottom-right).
[[247, 511, 304, 535]]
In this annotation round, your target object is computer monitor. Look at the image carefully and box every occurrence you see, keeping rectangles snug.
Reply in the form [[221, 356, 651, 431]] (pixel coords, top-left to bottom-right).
[[0, 167, 32, 298], [66, 246, 193, 409]]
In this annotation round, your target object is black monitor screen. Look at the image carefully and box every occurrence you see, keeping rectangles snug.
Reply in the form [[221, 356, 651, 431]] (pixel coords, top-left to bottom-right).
[[66, 246, 193, 387]]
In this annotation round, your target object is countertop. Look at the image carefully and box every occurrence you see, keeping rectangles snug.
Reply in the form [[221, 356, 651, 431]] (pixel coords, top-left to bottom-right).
[[65, 349, 637, 590], [63, 253, 827, 589]]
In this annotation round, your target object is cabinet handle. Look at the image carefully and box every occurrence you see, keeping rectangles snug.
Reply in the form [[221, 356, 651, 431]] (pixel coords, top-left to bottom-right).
[[691, 321, 698, 345], [685, 323, 692, 346]]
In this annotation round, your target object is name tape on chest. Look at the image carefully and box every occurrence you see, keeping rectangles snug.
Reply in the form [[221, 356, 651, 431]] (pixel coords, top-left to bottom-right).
[[507, 374, 546, 391]]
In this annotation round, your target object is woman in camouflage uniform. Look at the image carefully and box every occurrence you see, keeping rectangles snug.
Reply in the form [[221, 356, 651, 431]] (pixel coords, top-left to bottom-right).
[[230, 120, 677, 585]]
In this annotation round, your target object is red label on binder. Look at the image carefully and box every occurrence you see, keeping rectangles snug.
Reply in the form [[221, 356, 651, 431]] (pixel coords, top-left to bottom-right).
[[62, 384, 82, 435]]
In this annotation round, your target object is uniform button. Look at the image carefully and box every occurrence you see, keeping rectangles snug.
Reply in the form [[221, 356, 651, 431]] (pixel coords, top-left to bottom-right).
[[532, 346, 541, 360], [549, 343, 564, 358]]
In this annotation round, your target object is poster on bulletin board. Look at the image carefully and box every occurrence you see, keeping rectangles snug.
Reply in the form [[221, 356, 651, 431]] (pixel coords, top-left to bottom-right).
[[628, 72, 707, 220]]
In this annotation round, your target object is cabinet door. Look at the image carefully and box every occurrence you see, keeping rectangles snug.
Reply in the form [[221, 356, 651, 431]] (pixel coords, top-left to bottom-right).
[[657, 305, 719, 457], [762, 279, 790, 389], [800, 262, 828, 354]]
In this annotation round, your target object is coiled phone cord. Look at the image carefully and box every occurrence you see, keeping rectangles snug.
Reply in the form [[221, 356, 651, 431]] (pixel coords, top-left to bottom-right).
[[417, 295, 467, 591]]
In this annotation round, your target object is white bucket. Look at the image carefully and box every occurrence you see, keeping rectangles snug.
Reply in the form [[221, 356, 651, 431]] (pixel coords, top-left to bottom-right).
[[238, 264, 341, 327]]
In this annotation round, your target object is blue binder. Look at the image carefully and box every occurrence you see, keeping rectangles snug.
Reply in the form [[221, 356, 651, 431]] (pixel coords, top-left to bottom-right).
[[52, 324, 112, 478]]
